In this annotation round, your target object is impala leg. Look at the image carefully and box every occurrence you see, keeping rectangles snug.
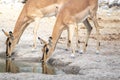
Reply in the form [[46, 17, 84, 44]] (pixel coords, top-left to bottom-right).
[[92, 14, 100, 54], [67, 24, 79, 51], [33, 18, 40, 49], [75, 24, 80, 51], [81, 19, 92, 53], [68, 23, 76, 57], [66, 28, 71, 51]]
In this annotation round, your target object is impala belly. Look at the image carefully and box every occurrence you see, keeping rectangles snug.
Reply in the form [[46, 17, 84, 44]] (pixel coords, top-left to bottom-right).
[[74, 7, 90, 23], [41, 4, 59, 17]]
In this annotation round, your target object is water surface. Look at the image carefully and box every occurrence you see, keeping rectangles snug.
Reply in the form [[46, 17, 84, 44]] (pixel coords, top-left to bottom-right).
[[0, 57, 60, 75]]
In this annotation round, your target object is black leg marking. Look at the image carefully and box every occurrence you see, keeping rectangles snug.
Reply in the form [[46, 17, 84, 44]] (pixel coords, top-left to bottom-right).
[[90, 26, 93, 30], [78, 40, 80, 44], [99, 42, 100, 46], [69, 40, 71, 44], [86, 44, 88, 47], [49, 37, 52, 40]]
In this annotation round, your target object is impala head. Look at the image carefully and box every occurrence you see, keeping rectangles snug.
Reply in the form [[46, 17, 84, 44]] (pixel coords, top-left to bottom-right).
[[2, 29, 14, 57], [38, 37, 52, 61]]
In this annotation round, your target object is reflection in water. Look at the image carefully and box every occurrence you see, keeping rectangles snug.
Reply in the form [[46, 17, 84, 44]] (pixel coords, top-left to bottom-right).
[[42, 62, 55, 75], [5, 58, 55, 74], [6, 58, 19, 73]]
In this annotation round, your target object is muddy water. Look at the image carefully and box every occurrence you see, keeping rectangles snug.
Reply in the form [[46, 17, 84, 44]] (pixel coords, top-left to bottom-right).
[[0, 58, 65, 75]]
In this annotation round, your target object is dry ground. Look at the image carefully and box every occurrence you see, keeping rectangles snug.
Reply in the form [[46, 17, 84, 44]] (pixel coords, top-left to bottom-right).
[[0, 3, 120, 80]]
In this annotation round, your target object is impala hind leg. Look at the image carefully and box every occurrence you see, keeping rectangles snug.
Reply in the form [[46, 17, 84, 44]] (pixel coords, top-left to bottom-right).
[[81, 19, 92, 54], [75, 24, 80, 52], [91, 13, 100, 54]]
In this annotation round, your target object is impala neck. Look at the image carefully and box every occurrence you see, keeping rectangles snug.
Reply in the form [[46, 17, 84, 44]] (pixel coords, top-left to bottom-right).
[[49, 16, 65, 55], [13, 5, 30, 44]]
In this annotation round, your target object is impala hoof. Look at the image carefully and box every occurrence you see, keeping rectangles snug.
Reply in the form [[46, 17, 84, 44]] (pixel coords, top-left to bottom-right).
[[65, 48, 69, 51], [32, 47, 36, 51], [96, 50, 100, 54], [70, 54, 75, 58], [65, 47, 71, 51], [80, 50, 83, 54]]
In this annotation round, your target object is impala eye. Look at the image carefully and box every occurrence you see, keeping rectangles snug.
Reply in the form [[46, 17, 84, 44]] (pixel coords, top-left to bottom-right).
[[9, 42, 11, 47], [46, 47, 49, 54]]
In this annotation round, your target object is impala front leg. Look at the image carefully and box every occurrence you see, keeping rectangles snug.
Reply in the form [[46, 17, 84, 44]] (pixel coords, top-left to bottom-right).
[[67, 23, 76, 57], [33, 18, 40, 49], [91, 13, 100, 54], [75, 24, 80, 51], [66, 28, 71, 51], [67, 23, 80, 52]]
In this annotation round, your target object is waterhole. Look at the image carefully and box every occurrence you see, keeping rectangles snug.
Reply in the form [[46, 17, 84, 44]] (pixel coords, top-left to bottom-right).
[[0, 53, 80, 75], [0, 57, 66, 75]]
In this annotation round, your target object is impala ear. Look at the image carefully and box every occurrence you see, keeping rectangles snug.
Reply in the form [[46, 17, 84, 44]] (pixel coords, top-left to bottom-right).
[[38, 37, 47, 44], [9, 31, 14, 40], [48, 37, 52, 46], [2, 29, 9, 37]]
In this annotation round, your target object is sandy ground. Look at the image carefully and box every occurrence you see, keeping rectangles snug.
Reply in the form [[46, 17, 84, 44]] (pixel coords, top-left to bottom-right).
[[0, 3, 120, 80]]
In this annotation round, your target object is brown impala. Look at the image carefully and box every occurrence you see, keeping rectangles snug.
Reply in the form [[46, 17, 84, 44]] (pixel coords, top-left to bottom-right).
[[40, 0, 100, 61]]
